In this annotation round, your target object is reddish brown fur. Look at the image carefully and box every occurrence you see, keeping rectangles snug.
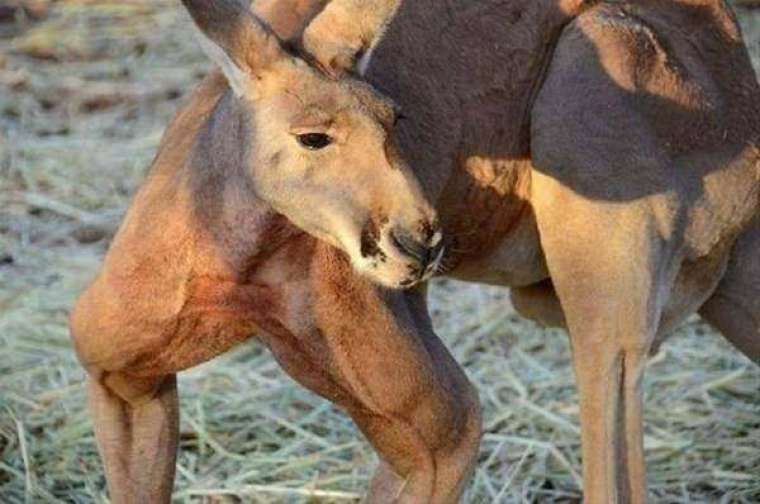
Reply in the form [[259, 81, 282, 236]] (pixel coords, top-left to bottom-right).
[[71, 1, 759, 503]]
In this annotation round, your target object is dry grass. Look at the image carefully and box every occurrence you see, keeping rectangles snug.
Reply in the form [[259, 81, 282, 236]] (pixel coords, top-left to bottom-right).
[[1, 1, 759, 502]]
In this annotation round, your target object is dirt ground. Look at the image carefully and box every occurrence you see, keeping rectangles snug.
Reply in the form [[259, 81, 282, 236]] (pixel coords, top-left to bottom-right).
[[1, 1, 759, 502]]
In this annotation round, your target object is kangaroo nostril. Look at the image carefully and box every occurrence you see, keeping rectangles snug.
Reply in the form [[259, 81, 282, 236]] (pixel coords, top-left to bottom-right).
[[391, 229, 439, 268], [391, 230, 427, 261]]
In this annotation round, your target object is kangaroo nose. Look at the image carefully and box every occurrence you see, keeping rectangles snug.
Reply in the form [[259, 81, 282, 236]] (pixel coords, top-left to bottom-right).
[[391, 229, 444, 269]]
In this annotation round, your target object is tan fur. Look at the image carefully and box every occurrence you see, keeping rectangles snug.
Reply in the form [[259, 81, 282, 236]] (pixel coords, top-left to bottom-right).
[[252, 0, 327, 42], [71, 0, 760, 502], [302, 0, 402, 74]]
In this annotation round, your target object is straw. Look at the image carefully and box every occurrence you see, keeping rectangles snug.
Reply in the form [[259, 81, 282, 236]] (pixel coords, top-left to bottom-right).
[[1, 1, 759, 502]]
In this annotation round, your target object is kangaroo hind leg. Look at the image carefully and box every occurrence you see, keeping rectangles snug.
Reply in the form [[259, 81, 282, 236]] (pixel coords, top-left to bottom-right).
[[700, 218, 760, 363]]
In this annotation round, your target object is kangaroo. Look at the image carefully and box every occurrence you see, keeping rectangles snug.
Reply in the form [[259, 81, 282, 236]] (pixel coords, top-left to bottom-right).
[[71, 0, 760, 502]]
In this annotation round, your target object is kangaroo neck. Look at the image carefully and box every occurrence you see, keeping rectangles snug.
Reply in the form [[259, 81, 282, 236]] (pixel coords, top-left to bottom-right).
[[187, 89, 301, 273]]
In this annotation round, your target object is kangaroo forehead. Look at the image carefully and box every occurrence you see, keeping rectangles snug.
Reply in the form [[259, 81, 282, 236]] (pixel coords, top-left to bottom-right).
[[278, 73, 397, 127]]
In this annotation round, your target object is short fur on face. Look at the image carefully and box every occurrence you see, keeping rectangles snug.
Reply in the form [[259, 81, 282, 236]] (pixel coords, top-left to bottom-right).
[[183, 0, 442, 288]]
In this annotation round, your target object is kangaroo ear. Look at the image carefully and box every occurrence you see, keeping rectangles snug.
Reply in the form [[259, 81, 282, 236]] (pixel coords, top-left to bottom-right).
[[252, 0, 328, 43], [302, 0, 401, 76], [182, 0, 287, 97]]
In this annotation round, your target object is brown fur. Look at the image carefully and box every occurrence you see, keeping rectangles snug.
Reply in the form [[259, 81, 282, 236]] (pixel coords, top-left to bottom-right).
[[71, 0, 759, 502]]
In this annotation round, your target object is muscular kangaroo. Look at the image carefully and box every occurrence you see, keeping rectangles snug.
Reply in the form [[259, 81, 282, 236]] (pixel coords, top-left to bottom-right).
[[71, 0, 760, 502]]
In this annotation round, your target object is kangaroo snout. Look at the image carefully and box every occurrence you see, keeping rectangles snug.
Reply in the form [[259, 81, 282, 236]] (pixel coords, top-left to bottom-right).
[[354, 214, 444, 289]]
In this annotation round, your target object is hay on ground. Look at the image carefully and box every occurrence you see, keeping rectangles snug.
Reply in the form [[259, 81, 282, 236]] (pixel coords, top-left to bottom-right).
[[1, 1, 759, 502]]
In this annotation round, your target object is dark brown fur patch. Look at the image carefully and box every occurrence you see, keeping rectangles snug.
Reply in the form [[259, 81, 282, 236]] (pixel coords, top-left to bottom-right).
[[360, 219, 383, 258]]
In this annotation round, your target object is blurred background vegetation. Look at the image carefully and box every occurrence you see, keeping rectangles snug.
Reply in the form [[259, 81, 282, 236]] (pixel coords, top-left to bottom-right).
[[0, 1, 759, 502]]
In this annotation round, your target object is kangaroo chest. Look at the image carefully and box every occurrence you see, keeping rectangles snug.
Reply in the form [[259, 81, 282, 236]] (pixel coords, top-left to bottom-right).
[[365, 0, 582, 285]]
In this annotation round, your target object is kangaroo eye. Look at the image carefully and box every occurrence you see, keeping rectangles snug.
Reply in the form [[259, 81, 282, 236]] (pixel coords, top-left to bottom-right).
[[297, 133, 332, 150]]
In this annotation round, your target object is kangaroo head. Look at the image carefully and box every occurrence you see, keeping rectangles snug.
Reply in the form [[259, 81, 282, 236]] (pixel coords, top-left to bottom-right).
[[183, 0, 442, 289]]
